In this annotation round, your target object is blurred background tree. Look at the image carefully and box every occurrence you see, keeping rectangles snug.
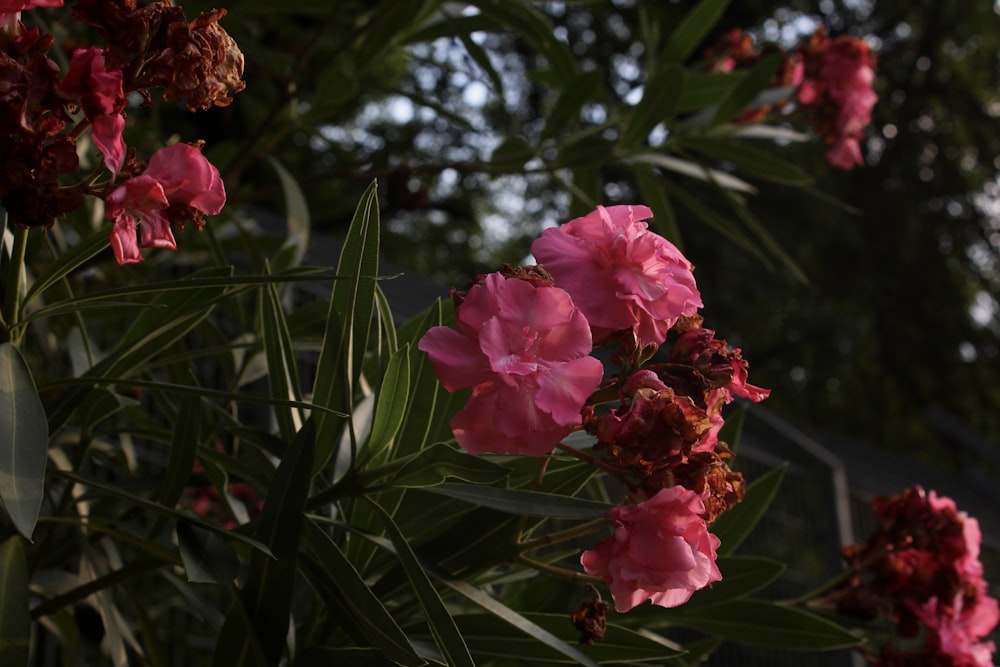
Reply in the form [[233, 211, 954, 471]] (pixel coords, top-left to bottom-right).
[[164, 0, 1000, 468]]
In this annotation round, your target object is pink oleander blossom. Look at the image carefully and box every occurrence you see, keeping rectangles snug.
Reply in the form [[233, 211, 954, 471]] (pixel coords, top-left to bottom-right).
[[105, 143, 225, 265], [581, 486, 722, 612], [57, 48, 126, 175], [914, 590, 999, 667], [418, 272, 603, 456], [531, 205, 702, 350]]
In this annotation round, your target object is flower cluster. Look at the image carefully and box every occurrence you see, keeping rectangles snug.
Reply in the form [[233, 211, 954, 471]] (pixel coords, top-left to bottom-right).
[[826, 486, 998, 666], [0, 0, 244, 263], [704, 26, 877, 170], [797, 27, 878, 171], [420, 205, 771, 613]]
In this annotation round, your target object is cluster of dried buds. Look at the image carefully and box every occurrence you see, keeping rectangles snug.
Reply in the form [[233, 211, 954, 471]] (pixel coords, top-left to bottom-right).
[[0, 0, 245, 263]]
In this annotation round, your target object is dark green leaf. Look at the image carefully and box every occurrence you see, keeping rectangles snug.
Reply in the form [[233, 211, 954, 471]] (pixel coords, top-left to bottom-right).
[[267, 158, 310, 271], [676, 600, 862, 650], [423, 483, 612, 519], [258, 267, 306, 442], [380, 443, 511, 489], [680, 136, 813, 185], [157, 391, 203, 510], [212, 597, 269, 667], [542, 69, 605, 140], [0, 537, 29, 667], [24, 229, 110, 307], [472, 0, 577, 81], [300, 520, 423, 666], [242, 420, 315, 665], [312, 180, 380, 473], [490, 137, 536, 171], [363, 344, 410, 463], [294, 647, 400, 667], [711, 464, 787, 556], [710, 53, 784, 126], [676, 71, 743, 113], [620, 66, 685, 148], [176, 520, 240, 585], [673, 557, 785, 610], [717, 404, 746, 454], [663, 0, 731, 63], [0, 343, 47, 539], [633, 163, 683, 247], [368, 499, 475, 667]]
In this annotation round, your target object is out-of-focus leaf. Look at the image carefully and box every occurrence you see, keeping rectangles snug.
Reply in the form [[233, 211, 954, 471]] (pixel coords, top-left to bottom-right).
[[711, 464, 787, 556], [312, 180, 380, 473], [241, 420, 315, 665], [726, 124, 811, 142], [363, 345, 410, 464], [663, 0, 731, 63], [552, 133, 615, 169], [490, 136, 536, 171], [378, 443, 510, 490], [293, 647, 399, 667], [439, 612, 683, 664], [674, 637, 721, 666], [710, 53, 784, 126], [300, 520, 423, 666], [176, 521, 240, 585], [457, 29, 505, 99], [620, 66, 685, 148], [676, 600, 862, 650], [156, 391, 203, 510], [423, 483, 612, 519], [717, 404, 747, 454], [212, 596, 269, 667], [369, 499, 475, 667], [472, 0, 576, 81], [267, 158, 310, 271], [542, 69, 605, 140], [628, 152, 757, 194], [0, 343, 47, 539], [681, 136, 813, 185], [677, 71, 743, 112], [0, 537, 29, 667], [632, 163, 683, 246]]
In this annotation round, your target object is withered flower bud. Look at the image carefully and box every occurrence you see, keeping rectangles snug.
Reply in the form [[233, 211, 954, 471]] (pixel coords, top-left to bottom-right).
[[156, 9, 245, 111], [571, 596, 611, 645]]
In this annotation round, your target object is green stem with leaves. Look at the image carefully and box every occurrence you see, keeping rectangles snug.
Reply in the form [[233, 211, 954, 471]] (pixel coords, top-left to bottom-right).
[[3, 223, 29, 345]]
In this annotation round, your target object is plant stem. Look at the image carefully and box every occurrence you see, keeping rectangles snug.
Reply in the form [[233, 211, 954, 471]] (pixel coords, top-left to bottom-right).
[[517, 517, 609, 554]]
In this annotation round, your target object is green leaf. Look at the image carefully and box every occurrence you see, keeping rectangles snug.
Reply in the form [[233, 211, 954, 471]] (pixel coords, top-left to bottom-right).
[[632, 163, 683, 246], [663, 0, 731, 63], [423, 483, 612, 519], [542, 69, 604, 140], [0, 343, 47, 539], [212, 596, 269, 667], [363, 345, 410, 464], [368, 499, 475, 667], [378, 443, 511, 489], [472, 0, 577, 81], [620, 65, 685, 148], [258, 267, 306, 442], [241, 420, 315, 665], [711, 464, 787, 556], [300, 520, 423, 666], [156, 391, 203, 510], [24, 228, 110, 308], [435, 577, 601, 667], [176, 520, 239, 585], [312, 181, 380, 473], [679, 136, 813, 185], [490, 136, 536, 171], [710, 53, 784, 126], [676, 71, 743, 113], [293, 647, 400, 667], [627, 152, 757, 194], [267, 158, 310, 271], [675, 556, 785, 610], [442, 612, 683, 664], [675, 599, 862, 650], [717, 404, 746, 454], [0, 537, 29, 667], [673, 637, 721, 667]]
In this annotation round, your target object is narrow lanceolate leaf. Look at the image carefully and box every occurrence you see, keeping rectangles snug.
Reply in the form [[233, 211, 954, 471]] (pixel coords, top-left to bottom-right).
[[156, 391, 203, 510], [0, 537, 29, 666], [23, 228, 110, 307], [363, 345, 410, 465], [675, 600, 862, 650], [241, 420, 315, 665], [300, 519, 423, 666], [423, 483, 612, 519], [0, 343, 47, 539], [666, 557, 785, 611], [632, 163, 683, 246], [662, 0, 731, 63], [176, 520, 239, 585], [258, 269, 305, 443], [620, 65, 685, 148], [711, 464, 786, 556], [312, 181, 380, 473], [376, 442, 510, 490], [368, 499, 475, 667], [710, 52, 785, 126], [267, 157, 310, 271]]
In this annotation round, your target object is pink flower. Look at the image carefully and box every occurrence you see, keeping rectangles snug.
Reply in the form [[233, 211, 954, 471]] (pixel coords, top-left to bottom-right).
[[581, 486, 722, 612], [531, 205, 702, 350], [915, 590, 999, 667], [105, 143, 225, 265], [57, 48, 126, 175], [418, 272, 603, 456]]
